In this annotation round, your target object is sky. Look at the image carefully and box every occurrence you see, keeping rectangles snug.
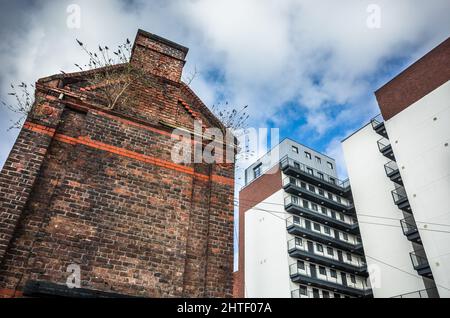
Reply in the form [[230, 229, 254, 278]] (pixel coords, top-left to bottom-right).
[[0, 0, 449, 270]]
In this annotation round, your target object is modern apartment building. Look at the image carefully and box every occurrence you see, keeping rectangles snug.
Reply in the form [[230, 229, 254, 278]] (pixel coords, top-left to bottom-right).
[[342, 37, 449, 298], [235, 139, 373, 298]]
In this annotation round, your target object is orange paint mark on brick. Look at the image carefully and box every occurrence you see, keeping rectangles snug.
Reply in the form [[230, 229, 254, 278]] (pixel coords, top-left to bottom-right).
[[23, 122, 234, 186]]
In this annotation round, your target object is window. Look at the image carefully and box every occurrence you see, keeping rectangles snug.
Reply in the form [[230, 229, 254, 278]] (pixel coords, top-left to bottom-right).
[[302, 200, 309, 209], [327, 162, 334, 170], [330, 269, 337, 278], [327, 247, 334, 256], [336, 196, 342, 204], [297, 260, 305, 270], [317, 172, 324, 180], [319, 266, 326, 275], [293, 216, 300, 224], [339, 213, 345, 221], [294, 162, 300, 169], [312, 288, 320, 298], [342, 233, 349, 241], [330, 211, 336, 219], [313, 223, 320, 231], [300, 182, 307, 189], [330, 177, 336, 184], [308, 184, 315, 192], [324, 226, 331, 235], [322, 290, 330, 298], [315, 156, 322, 164], [295, 237, 303, 246], [292, 146, 299, 153], [334, 293, 341, 298], [307, 167, 314, 175], [346, 253, 352, 262], [318, 189, 324, 196], [328, 193, 333, 200], [253, 164, 262, 178], [320, 206, 327, 215], [305, 151, 312, 159], [299, 285, 308, 296], [350, 275, 356, 284], [311, 203, 318, 211], [316, 244, 323, 252]]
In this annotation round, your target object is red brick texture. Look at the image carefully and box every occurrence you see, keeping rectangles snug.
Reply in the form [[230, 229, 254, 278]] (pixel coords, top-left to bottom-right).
[[236, 166, 282, 298], [375, 37, 450, 121], [0, 30, 235, 298]]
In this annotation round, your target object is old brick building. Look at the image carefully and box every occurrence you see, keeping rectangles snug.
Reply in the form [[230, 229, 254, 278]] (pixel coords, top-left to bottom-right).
[[0, 29, 235, 298]]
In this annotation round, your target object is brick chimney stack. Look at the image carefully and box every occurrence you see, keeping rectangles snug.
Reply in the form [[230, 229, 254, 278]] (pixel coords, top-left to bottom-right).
[[131, 29, 189, 82]]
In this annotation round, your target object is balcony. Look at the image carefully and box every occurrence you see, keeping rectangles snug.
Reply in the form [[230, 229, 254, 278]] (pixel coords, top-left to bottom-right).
[[400, 216, 421, 244], [284, 195, 359, 234], [291, 287, 348, 298], [384, 160, 403, 185], [391, 186, 411, 212], [377, 137, 395, 159], [286, 216, 364, 255], [410, 251, 433, 278], [392, 287, 439, 298], [289, 264, 372, 298], [371, 114, 388, 138], [287, 238, 368, 275], [280, 156, 350, 195], [283, 177, 355, 214]]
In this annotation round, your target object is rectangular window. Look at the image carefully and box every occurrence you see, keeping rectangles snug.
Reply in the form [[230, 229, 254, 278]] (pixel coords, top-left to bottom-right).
[[334, 293, 341, 298], [253, 164, 262, 178], [300, 182, 307, 189], [321, 206, 327, 214], [327, 247, 334, 256], [330, 269, 337, 278], [316, 244, 323, 252], [297, 260, 305, 270], [330, 177, 336, 184], [293, 216, 300, 224], [311, 203, 318, 211], [317, 172, 324, 180], [322, 290, 330, 298], [350, 275, 356, 284], [302, 200, 309, 209], [346, 253, 352, 262], [307, 167, 313, 175], [299, 285, 308, 296], [308, 184, 315, 192], [318, 188, 324, 196], [330, 211, 336, 219], [313, 223, 320, 231], [295, 237, 303, 246], [328, 193, 333, 200], [324, 226, 331, 235], [342, 233, 349, 241], [319, 266, 326, 275], [327, 162, 334, 170], [305, 152, 312, 159], [294, 162, 300, 169], [336, 196, 342, 204], [312, 288, 320, 298], [292, 146, 299, 153], [315, 156, 321, 164]]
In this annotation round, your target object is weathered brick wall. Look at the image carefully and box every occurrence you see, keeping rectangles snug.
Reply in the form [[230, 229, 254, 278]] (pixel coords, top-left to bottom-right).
[[0, 30, 235, 298]]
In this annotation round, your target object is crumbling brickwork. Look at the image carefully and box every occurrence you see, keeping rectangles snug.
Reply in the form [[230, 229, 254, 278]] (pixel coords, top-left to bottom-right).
[[0, 29, 235, 298]]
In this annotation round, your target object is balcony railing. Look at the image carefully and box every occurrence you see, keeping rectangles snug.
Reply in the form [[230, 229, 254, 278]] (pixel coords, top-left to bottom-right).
[[400, 217, 418, 236], [287, 238, 367, 274], [392, 288, 439, 298], [410, 251, 429, 269], [384, 160, 399, 177], [283, 177, 354, 212], [284, 195, 358, 232], [289, 263, 372, 297], [371, 115, 388, 138], [280, 156, 350, 194], [291, 288, 346, 298], [286, 215, 363, 253], [377, 137, 391, 153], [391, 186, 411, 212]]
